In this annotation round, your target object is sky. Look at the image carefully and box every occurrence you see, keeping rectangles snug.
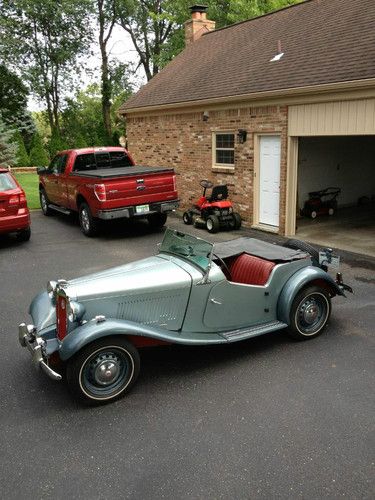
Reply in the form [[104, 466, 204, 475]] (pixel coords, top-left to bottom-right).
[[28, 25, 145, 112]]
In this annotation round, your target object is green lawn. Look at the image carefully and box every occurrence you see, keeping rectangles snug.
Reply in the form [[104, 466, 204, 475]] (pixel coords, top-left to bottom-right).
[[13, 172, 40, 210]]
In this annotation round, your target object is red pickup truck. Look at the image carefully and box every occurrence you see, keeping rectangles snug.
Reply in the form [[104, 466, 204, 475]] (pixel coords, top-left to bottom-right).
[[38, 147, 179, 236]]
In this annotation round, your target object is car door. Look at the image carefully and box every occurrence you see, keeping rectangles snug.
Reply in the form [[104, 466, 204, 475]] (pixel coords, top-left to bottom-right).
[[203, 280, 269, 330], [43, 155, 61, 204]]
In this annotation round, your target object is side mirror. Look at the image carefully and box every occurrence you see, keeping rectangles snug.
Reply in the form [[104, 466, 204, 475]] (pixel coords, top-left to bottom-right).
[[37, 167, 47, 175]]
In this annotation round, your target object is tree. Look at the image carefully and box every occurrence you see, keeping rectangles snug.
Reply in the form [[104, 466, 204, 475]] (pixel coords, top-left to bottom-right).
[[97, 0, 118, 141], [0, 116, 17, 166], [0, 64, 36, 150], [13, 131, 30, 167], [116, 0, 302, 80], [117, 0, 182, 81], [29, 133, 49, 166], [0, 0, 93, 134]]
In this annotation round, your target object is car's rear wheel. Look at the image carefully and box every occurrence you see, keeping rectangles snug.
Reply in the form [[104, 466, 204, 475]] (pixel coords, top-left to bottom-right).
[[66, 337, 140, 405], [287, 286, 331, 340], [148, 212, 167, 229], [40, 189, 53, 216], [16, 227, 31, 242], [79, 202, 98, 237], [206, 215, 219, 233]]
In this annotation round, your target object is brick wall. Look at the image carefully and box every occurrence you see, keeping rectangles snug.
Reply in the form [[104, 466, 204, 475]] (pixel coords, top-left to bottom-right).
[[126, 104, 288, 233]]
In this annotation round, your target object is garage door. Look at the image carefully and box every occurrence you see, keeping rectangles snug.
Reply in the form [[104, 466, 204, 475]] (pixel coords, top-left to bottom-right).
[[289, 99, 375, 136]]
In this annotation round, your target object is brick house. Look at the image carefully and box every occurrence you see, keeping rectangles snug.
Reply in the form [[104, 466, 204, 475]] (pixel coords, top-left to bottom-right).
[[119, 0, 375, 237]]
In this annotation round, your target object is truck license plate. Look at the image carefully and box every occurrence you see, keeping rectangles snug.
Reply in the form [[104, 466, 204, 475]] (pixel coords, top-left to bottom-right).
[[136, 204, 149, 214]]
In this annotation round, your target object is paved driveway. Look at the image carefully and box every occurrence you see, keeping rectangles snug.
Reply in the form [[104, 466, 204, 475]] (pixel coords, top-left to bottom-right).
[[0, 212, 374, 499]]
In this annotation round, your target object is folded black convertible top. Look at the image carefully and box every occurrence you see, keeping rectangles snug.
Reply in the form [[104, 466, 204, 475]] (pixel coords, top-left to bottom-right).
[[213, 238, 309, 263]]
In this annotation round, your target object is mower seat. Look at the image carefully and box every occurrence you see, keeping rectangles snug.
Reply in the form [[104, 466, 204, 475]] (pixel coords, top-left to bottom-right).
[[209, 185, 228, 202], [228, 253, 276, 286]]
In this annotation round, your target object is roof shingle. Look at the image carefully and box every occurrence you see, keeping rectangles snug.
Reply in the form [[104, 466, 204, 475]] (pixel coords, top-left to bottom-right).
[[121, 0, 375, 112]]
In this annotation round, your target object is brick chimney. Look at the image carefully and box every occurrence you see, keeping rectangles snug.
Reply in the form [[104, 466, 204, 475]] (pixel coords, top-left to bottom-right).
[[184, 5, 216, 45]]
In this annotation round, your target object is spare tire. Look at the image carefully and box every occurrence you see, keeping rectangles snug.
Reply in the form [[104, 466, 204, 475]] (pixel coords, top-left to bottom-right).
[[283, 238, 320, 267]]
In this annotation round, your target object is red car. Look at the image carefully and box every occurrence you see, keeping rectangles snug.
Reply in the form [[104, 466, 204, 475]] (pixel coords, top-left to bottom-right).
[[0, 167, 31, 241]]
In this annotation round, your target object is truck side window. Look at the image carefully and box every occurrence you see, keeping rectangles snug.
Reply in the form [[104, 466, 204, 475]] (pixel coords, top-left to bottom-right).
[[57, 154, 68, 174], [95, 152, 111, 169], [110, 151, 132, 167], [48, 155, 61, 174], [73, 153, 96, 172]]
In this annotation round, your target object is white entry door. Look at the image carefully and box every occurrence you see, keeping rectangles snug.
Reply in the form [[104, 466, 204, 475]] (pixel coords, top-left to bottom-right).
[[259, 136, 281, 227]]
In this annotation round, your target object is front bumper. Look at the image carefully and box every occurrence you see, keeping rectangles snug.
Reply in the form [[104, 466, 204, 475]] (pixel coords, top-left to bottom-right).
[[97, 199, 180, 220], [18, 323, 62, 381]]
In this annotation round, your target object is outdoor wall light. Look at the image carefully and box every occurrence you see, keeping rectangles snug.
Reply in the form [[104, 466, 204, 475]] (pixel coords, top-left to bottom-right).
[[237, 129, 247, 143], [203, 110, 209, 121]]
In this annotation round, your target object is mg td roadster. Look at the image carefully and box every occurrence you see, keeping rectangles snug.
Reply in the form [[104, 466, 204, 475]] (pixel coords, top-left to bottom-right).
[[19, 229, 352, 405]]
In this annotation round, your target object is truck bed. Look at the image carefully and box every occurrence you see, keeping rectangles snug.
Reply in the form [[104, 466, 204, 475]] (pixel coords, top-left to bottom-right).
[[71, 166, 174, 179]]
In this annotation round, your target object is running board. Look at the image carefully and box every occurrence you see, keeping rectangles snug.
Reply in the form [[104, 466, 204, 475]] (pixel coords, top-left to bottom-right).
[[221, 320, 287, 342], [49, 204, 71, 215]]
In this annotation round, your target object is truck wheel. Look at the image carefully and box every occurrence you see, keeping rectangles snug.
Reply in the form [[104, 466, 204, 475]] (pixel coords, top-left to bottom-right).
[[79, 202, 98, 237], [287, 285, 331, 340], [148, 212, 167, 229], [16, 227, 31, 242], [66, 336, 140, 405], [183, 211, 193, 225], [206, 215, 220, 233], [40, 189, 53, 216]]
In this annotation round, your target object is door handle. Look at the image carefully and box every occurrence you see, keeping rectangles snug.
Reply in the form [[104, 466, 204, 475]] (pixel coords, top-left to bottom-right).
[[210, 298, 222, 305]]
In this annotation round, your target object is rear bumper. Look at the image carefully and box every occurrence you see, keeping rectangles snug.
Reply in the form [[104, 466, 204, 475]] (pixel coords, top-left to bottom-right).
[[97, 199, 180, 220], [0, 211, 30, 234], [18, 323, 62, 381]]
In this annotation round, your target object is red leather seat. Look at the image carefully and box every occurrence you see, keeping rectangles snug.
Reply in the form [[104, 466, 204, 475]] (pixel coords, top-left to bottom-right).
[[228, 253, 275, 286]]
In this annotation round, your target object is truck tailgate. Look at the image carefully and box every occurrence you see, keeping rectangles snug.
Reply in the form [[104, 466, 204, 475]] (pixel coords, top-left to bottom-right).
[[74, 166, 178, 208]]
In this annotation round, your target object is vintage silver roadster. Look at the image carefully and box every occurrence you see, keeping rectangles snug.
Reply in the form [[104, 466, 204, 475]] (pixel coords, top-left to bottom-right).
[[19, 229, 352, 404]]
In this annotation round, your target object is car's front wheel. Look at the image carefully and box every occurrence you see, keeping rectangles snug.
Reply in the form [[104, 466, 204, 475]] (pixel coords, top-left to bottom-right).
[[40, 189, 53, 216], [66, 337, 140, 405], [287, 285, 331, 340]]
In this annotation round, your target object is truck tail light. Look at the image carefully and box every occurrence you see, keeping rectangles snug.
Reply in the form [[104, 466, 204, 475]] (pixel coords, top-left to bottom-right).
[[94, 184, 106, 202], [56, 295, 68, 340], [173, 175, 176, 192]]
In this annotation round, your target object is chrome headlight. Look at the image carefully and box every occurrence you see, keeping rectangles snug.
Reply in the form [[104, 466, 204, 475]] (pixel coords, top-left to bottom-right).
[[47, 280, 57, 295], [67, 300, 86, 323]]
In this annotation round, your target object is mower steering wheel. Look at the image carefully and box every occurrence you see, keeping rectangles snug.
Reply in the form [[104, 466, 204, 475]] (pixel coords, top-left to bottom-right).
[[200, 179, 213, 189]]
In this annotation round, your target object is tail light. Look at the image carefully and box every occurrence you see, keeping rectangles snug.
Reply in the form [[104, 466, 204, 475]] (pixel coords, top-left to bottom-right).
[[8, 193, 27, 208], [8, 195, 20, 206], [173, 175, 176, 192], [56, 294, 68, 340], [94, 184, 106, 202]]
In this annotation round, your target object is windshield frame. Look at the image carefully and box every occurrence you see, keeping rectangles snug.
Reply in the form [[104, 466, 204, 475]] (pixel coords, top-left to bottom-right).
[[159, 228, 214, 273]]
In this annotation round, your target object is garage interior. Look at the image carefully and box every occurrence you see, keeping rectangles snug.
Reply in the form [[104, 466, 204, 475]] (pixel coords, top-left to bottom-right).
[[295, 136, 375, 257]]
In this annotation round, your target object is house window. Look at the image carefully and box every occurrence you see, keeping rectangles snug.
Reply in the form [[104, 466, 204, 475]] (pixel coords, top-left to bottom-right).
[[214, 133, 235, 166]]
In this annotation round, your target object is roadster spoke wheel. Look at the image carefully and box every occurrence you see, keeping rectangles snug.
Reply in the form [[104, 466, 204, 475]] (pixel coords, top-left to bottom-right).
[[287, 286, 331, 340], [67, 337, 140, 405]]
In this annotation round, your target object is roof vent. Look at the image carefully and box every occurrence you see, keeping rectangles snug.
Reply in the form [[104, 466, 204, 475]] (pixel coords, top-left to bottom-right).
[[270, 40, 284, 62]]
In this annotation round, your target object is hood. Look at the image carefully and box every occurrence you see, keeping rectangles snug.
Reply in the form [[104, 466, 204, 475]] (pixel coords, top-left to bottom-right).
[[64, 256, 193, 331]]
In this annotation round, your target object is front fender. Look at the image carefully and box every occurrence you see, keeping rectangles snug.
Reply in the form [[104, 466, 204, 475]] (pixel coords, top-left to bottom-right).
[[277, 266, 343, 325], [59, 318, 183, 361]]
